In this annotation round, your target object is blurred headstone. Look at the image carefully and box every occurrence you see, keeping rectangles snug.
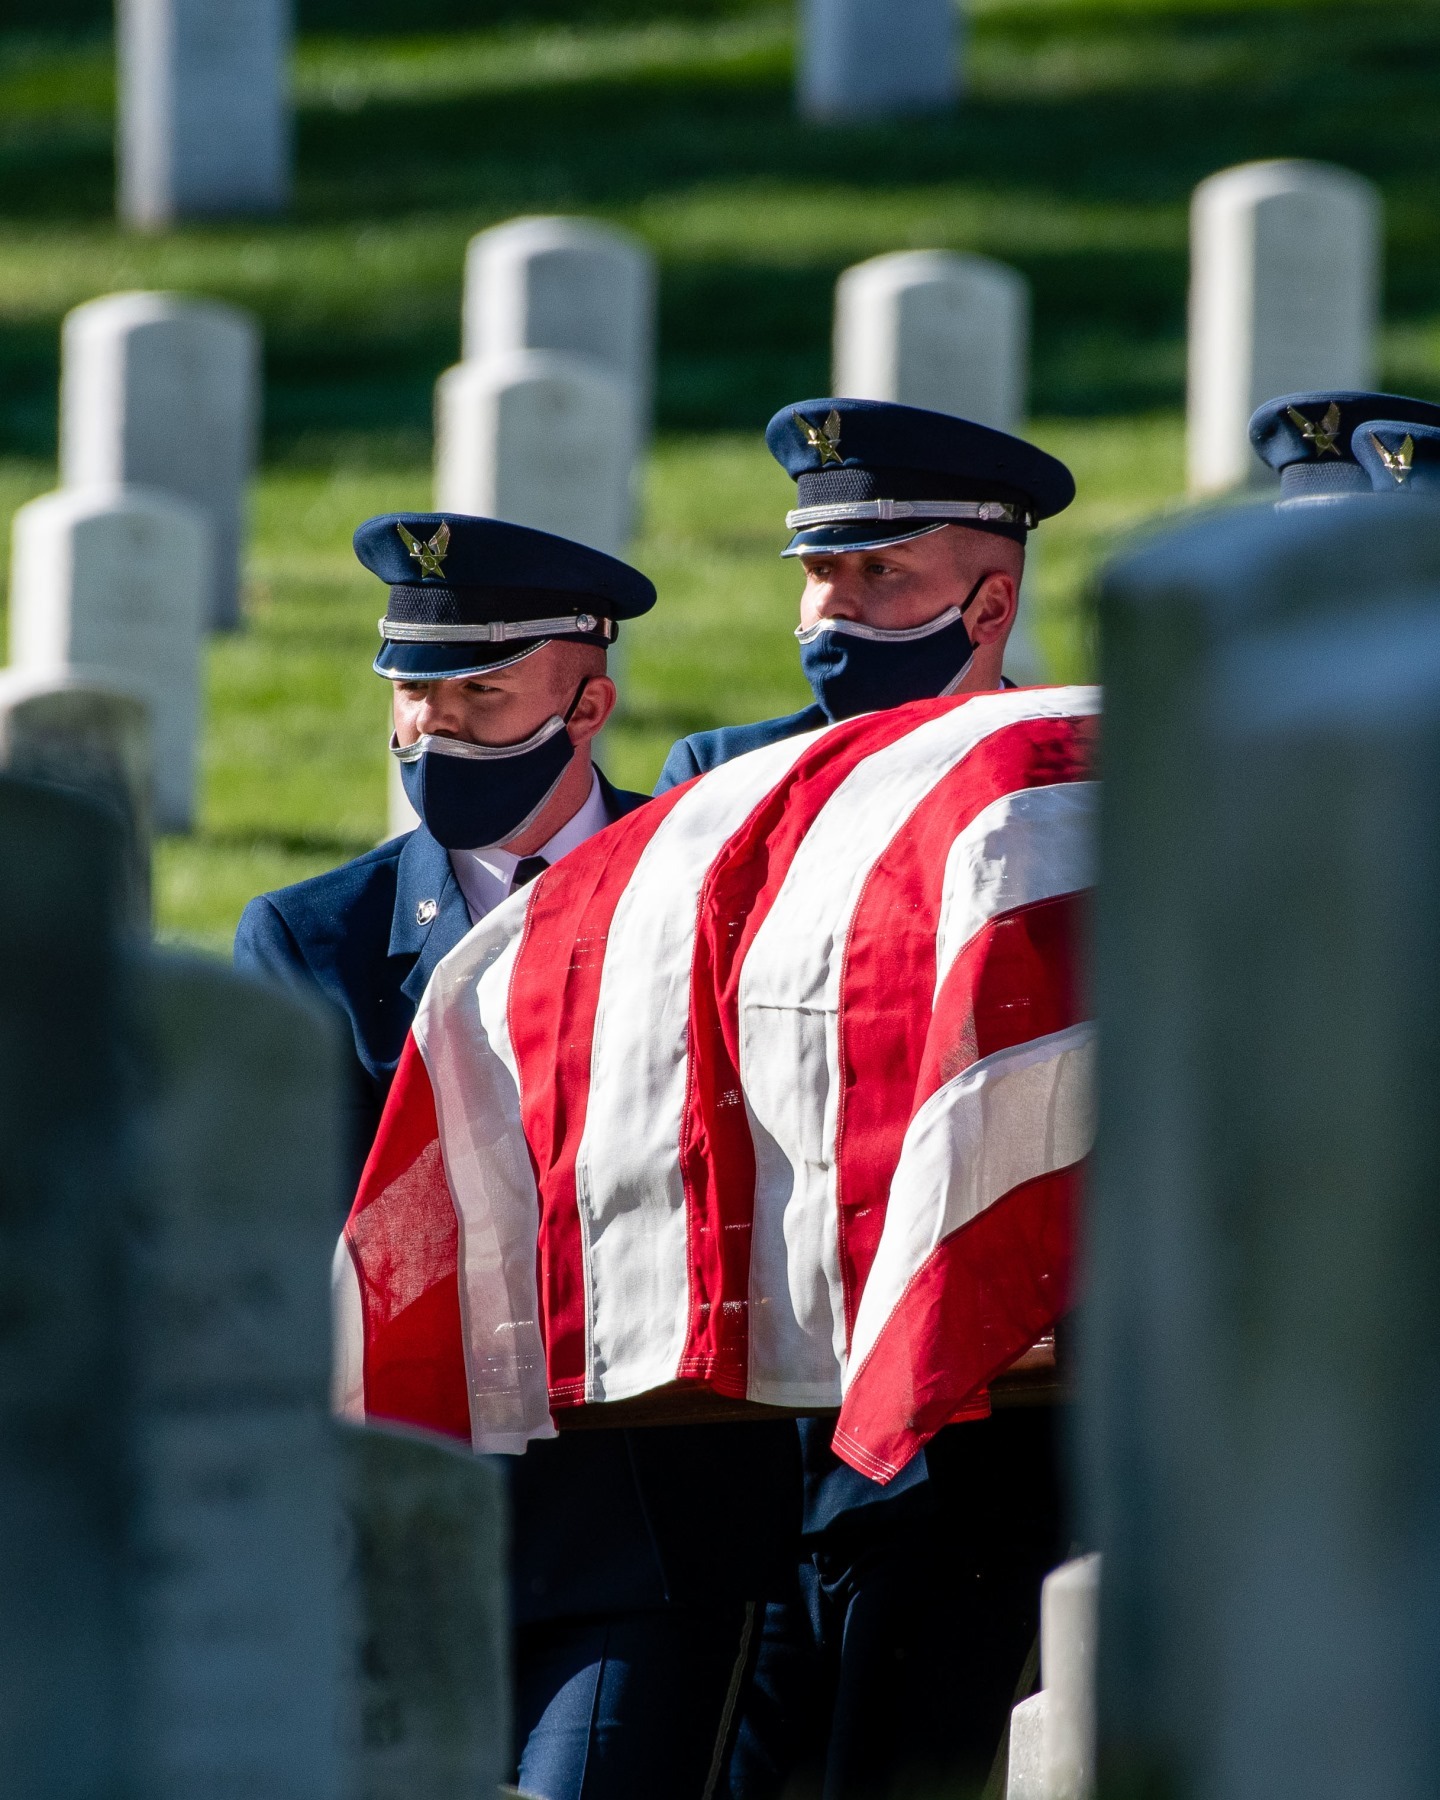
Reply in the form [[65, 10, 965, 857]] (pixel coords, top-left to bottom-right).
[[434, 350, 637, 557], [0, 778, 129, 1794], [339, 1424, 509, 1799], [1187, 160, 1380, 496], [463, 216, 656, 443], [833, 249, 1028, 431], [1085, 496, 1440, 1800], [8, 483, 209, 833], [117, 0, 291, 226], [797, 0, 959, 121], [60, 291, 260, 631], [130, 955, 348, 1798], [387, 752, 420, 843], [0, 670, 152, 928]]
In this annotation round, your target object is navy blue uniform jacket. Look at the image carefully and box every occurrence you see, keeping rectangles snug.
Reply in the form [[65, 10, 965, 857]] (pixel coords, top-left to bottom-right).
[[235, 772, 799, 1625]]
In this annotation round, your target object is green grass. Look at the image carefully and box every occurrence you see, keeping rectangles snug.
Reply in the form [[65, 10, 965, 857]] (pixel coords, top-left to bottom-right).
[[1, 0, 1437, 948]]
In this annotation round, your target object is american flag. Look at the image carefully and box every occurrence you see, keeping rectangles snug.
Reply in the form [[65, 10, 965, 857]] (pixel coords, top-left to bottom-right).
[[333, 687, 1099, 1481]]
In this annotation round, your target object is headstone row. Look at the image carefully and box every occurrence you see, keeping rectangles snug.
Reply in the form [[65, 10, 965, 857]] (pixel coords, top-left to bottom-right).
[[1084, 493, 1440, 1800], [1006, 1556, 1100, 1800], [0, 775, 509, 1794], [5, 289, 262, 836]]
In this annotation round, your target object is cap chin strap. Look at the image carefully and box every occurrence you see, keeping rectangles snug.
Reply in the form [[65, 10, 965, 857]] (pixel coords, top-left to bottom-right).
[[785, 498, 1035, 530]]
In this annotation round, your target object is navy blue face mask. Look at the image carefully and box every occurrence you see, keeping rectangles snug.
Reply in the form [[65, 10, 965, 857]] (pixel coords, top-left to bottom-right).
[[795, 582, 983, 723], [392, 682, 586, 850]]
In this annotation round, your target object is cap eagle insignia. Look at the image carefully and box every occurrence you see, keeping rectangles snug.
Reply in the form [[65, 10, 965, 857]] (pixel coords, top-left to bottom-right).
[[397, 520, 451, 578], [799, 408, 845, 467], [1369, 430, 1414, 484], [1286, 402, 1343, 458]]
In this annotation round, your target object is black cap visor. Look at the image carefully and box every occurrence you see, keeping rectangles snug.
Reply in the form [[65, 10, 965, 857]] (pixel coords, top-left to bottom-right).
[[374, 637, 551, 681]]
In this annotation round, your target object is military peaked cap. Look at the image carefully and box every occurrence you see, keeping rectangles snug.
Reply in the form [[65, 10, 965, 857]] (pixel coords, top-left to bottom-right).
[[1249, 391, 1440, 505], [764, 397, 1075, 557], [1351, 420, 1440, 496], [355, 512, 657, 680]]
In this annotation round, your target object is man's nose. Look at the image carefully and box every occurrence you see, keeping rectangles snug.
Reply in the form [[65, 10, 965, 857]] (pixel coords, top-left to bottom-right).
[[411, 681, 468, 735], [808, 569, 863, 621]]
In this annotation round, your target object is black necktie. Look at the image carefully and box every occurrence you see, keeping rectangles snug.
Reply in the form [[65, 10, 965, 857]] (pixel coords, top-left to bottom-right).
[[512, 855, 549, 892]]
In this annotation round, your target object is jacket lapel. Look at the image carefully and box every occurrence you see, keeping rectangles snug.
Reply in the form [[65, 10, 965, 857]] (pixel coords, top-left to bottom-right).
[[390, 827, 471, 1007]]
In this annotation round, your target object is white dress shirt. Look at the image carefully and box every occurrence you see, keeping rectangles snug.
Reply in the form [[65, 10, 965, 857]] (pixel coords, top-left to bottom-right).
[[449, 767, 611, 926]]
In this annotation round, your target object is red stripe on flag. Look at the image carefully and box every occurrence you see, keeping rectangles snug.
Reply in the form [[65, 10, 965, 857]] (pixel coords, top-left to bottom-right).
[[346, 1035, 470, 1441], [831, 1162, 1081, 1482], [507, 788, 690, 1406], [679, 704, 948, 1391], [834, 716, 1095, 1342]]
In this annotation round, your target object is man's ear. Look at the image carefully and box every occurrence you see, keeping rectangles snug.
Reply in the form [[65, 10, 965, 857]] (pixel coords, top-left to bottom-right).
[[965, 570, 1019, 646], [566, 674, 617, 745]]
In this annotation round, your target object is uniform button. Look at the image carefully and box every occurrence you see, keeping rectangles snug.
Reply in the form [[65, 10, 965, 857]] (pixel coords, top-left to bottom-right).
[[416, 898, 438, 925]]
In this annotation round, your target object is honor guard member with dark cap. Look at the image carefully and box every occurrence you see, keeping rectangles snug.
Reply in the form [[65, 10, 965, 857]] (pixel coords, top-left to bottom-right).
[[235, 514, 799, 1800], [1247, 388, 1440, 505], [655, 399, 1077, 1800]]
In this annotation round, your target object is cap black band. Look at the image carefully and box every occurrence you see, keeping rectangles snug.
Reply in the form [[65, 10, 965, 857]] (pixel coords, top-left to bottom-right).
[[384, 582, 614, 627]]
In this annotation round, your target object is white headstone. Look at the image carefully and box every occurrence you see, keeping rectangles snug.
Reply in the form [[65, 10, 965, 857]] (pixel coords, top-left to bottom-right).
[[339, 1425, 508, 1800], [60, 291, 260, 631], [1186, 160, 1381, 495], [463, 216, 656, 442], [434, 350, 637, 557], [797, 0, 959, 121], [1041, 1555, 1100, 1800], [834, 250, 1028, 431], [0, 670, 152, 927], [1006, 1691, 1048, 1800], [387, 752, 420, 842], [117, 0, 291, 227], [131, 955, 347, 1800], [8, 484, 209, 834]]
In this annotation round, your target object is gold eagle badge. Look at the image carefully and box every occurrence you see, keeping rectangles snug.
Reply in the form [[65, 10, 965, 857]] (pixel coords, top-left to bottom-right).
[[799, 408, 845, 467], [1369, 430, 1414, 484], [1286, 402, 1343, 458], [397, 520, 451, 578]]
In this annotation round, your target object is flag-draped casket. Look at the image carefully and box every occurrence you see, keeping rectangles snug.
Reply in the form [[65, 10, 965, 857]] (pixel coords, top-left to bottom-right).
[[335, 687, 1099, 1480]]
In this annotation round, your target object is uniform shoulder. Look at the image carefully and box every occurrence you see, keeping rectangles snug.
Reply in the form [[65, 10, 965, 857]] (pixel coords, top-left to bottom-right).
[[655, 706, 826, 793], [242, 835, 410, 946]]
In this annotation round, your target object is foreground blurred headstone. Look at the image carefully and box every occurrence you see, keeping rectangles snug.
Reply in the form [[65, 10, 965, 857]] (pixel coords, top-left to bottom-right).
[[339, 1425, 509, 1799], [797, 0, 959, 120], [833, 249, 1028, 431], [60, 292, 260, 631], [131, 956, 347, 1798], [0, 671, 152, 928], [117, 0, 291, 226], [1187, 160, 1380, 495], [0, 780, 129, 1794], [463, 216, 655, 443], [1085, 496, 1440, 1800], [434, 349, 636, 557], [8, 483, 209, 832]]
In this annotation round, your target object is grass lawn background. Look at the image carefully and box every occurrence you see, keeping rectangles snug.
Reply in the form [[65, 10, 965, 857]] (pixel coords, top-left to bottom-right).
[[0, 0, 1437, 952]]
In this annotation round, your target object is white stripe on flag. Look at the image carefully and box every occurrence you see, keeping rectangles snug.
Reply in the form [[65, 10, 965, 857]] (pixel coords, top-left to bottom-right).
[[577, 726, 832, 1401], [420, 901, 554, 1451], [845, 1020, 1097, 1384], [739, 689, 1094, 1404], [933, 779, 1098, 995], [330, 1235, 366, 1423]]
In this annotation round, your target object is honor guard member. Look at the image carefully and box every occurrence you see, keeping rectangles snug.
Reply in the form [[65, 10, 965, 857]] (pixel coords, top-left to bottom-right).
[[655, 400, 1076, 1800], [1247, 389, 1440, 505], [235, 514, 798, 1800]]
